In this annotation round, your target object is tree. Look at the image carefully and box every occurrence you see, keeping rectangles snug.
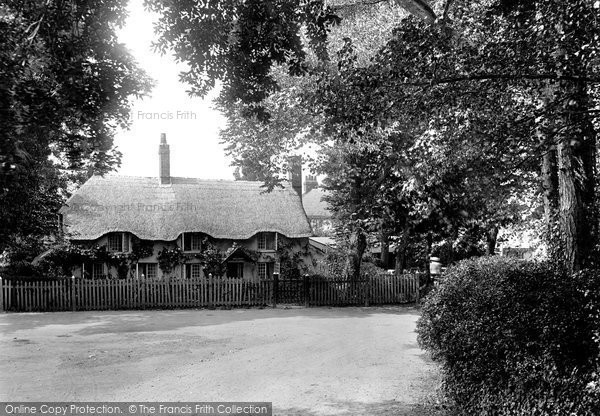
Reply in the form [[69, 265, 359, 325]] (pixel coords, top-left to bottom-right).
[[311, 0, 599, 271], [0, 0, 152, 258], [145, 0, 342, 120], [149, 0, 600, 272]]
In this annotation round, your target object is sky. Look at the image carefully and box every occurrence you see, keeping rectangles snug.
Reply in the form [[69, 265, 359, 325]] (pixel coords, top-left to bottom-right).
[[114, 0, 235, 180]]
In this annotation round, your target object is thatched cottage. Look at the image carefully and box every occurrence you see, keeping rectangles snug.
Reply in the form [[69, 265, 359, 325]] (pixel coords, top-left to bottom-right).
[[58, 134, 313, 280]]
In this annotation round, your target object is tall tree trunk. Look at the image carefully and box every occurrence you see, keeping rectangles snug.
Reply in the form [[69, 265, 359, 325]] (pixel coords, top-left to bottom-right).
[[345, 229, 367, 281], [538, 84, 560, 249], [557, 137, 583, 271], [380, 231, 390, 269], [541, 146, 559, 238], [394, 245, 406, 274], [394, 226, 410, 274], [424, 232, 432, 284], [556, 80, 597, 272], [486, 226, 499, 255]]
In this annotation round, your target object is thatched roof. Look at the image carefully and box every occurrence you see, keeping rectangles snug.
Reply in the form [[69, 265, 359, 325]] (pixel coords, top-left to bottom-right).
[[302, 188, 332, 219], [60, 175, 312, 241]]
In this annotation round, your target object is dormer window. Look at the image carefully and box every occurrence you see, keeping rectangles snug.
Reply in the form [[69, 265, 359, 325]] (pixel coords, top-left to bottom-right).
[[183, 232, 202, 252], [257, 232, 277, 251], [107, 232, 129, 252]]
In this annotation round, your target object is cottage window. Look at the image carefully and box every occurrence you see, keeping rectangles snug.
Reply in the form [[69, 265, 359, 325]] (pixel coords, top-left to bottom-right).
[[257, 262, 274, 280], [227, 262, 244, 278], [257, 232, 277, 251], [183, 233, 202, 252], [138, 263, 157, 279], [107, 232, 129, 252], [185, 263, 203, 279], [92, 263, 104, 279], [257, 263, 266, 279]]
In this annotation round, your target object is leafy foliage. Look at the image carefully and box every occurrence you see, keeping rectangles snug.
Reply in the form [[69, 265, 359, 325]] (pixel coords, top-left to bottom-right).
[[129, 238, 155, 262], [276, 235, 311, 279], [145, 0, 340, 120], [0, 0, 152, 256], [195, 239, 226, 278], [417, 256, 600, 415], [359, 260, 386, 279], [38, 243, 135, 279], [156, 247, 185, 275], [158, 0, 600, 273]]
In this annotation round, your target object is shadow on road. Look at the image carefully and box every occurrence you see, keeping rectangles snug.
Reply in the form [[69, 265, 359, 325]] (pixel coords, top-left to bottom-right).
[[0, 306, 421, 335], [276, 399, 446, 416]]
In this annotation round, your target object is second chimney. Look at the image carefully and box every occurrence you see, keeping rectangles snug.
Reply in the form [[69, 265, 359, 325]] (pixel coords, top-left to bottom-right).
[[288, 156, 302, 200], [159, 133, 170, 185]]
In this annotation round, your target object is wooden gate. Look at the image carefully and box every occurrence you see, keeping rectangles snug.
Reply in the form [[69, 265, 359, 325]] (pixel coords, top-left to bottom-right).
[[273, 276, 305, 305]]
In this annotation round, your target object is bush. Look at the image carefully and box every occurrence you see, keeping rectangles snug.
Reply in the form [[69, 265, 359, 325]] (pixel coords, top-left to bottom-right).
[[0, 260, 44, 279], [417, 256, 600, 415], [360, 261, 386, 279]]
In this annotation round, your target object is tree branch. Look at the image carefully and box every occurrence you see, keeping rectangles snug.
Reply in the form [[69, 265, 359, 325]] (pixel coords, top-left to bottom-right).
[[402, 73, 600, 86], [392, 0, 436, 23], [442, 0, 454, 23]]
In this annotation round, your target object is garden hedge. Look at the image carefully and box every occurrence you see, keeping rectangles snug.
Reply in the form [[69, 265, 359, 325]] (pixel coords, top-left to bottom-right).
[[417, 256, 600, 415]]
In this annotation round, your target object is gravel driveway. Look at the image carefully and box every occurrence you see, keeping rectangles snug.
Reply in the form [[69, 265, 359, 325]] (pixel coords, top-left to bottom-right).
[[0, 306, 440, 415]]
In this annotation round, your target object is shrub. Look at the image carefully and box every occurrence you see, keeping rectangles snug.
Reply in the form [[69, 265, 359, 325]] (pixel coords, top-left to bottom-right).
[[360, 261, 386, 279], [0, 260, 44, 279], [417, 256, 600, 415], [319, 249, 346, 279]]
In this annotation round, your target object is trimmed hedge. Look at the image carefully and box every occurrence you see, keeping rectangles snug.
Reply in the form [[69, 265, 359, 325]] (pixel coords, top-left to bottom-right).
[[417, 256, 600, 415]]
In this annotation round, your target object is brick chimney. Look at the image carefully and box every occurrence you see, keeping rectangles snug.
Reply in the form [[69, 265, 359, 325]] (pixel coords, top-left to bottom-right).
[[158, 133, 170, 185], [304, 175, 318, 194], [288, 156, 302, 199]]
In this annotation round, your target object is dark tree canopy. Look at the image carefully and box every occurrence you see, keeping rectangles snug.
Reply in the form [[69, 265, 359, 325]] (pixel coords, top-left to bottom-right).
[[1, 0, 152, 257], [145, 0, 340, 119], [143, 0, 600, 272]]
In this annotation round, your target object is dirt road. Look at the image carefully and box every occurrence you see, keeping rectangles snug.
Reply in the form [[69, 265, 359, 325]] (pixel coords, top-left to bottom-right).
[[0, 306, 439, 415]]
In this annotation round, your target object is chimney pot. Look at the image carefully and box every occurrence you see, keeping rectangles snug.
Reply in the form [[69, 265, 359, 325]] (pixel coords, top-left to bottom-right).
[[304, 175, 318, 194]]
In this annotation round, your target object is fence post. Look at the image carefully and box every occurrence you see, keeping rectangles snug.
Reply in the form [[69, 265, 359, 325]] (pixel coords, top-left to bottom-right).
[[0, 276, 4, 312], [303, 274, 310, 307], [272, 273, 279, 308], [364, 275, 370, 307], [415, 274, 420, 304], [71, 275, 76, 311], [208, 274, 213, 308]]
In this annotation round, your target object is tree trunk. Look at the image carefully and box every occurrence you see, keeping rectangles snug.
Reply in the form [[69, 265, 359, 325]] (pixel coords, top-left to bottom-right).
[[556, 80, 596, 272], [380, 231, 390, 269], [557, 137, 582, 271], [486, 226, 499, 255], [394, 227, 410, 275], [536, 80, 561, 258], [541, 146, 559, 237], [345, 229, 367, 281], [394, 246, 406, 274], [392, 0, 436, 23], [424, 232, 432, 284]]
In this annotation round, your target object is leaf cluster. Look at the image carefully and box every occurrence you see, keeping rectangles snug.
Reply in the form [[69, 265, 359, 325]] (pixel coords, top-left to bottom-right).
[[417, 256, 600, 415], [1, 0, 152, 255]]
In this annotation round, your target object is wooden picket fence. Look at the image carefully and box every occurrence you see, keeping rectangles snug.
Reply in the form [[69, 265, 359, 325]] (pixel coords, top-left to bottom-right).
[[302, 273, 421, 306], [0, 277, 271, 312], [0, 273, 421, 312]]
